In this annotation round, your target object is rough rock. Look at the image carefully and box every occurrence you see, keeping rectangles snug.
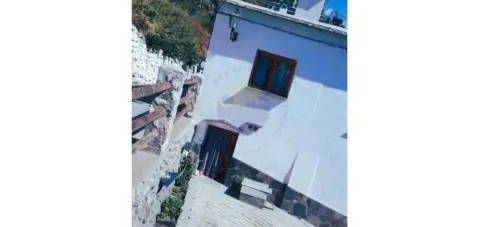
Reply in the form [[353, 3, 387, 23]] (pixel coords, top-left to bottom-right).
[[132, 141, 183, 227], [132, 26, 185, 85]]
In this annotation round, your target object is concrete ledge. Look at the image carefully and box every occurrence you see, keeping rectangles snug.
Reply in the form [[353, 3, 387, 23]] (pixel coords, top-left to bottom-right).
[[242, 178, 272, 194]]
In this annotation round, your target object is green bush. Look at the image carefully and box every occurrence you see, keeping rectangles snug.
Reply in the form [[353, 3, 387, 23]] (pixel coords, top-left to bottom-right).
[[159, 194, 184, 221], [158, 156, 195, 222], [173, 0, 218, 32], [133, 0, 206, 68], [175, 156, 194, 188]]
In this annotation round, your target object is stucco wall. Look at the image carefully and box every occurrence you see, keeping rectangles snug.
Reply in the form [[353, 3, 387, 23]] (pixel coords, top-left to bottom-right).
[[193, 3, 347, 216]]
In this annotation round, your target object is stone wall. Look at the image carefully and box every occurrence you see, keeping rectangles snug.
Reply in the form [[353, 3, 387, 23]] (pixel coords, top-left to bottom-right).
[[132, 24, 204, 155], [132, 73, 200, 226], [132, 25, 200, 86], [132, 65, 186, 154], [223, 158, 347, 227], [132, 140, 184, 227], [133, 26, 179, 85], [175, 76, 202, 121], [132, 24, 205, 227], [280, 187, 347, 227]]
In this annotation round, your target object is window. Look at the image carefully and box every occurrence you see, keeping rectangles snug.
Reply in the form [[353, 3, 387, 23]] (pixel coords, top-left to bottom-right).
[[249, 50, 297, 97]]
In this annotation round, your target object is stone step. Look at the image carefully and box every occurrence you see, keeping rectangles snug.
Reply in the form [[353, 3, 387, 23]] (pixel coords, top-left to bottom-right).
[[239, 185, 267, 208], [240, 184, 268, 201], [241, 178, 272, 194]]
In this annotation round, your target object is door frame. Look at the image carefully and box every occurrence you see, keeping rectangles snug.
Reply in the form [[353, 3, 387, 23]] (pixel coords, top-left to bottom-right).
[[200, 123, 239, 183]]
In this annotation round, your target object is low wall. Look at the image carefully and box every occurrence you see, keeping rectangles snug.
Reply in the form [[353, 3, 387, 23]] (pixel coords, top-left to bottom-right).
[[132, 25, 205, 227], [132, 26, 200, 85]]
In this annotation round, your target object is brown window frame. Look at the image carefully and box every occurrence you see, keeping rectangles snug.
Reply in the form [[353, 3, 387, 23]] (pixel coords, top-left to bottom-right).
[[248, 50, 297, 98]]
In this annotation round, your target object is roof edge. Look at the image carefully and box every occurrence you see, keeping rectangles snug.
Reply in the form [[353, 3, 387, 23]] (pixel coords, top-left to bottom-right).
[[223, 0, 347, 36]]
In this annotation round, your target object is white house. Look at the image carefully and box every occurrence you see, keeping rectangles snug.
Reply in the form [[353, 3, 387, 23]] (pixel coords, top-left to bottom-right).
[[190, 0, 347, 226]]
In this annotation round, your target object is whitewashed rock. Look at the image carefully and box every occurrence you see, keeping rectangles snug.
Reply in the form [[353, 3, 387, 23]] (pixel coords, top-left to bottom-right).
[[132, 26, 188, 86]]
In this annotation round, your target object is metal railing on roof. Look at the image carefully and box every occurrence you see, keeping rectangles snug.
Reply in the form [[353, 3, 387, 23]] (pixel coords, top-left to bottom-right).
[[237, 0, 346, 27], [240, 0, 298, 15]]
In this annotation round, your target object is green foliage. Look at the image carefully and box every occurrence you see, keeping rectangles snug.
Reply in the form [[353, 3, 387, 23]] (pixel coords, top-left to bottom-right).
[[133, 0, 207, 67], [172, 0, 219, 32], [158, 156, 195, 222], [159, 194, 184, 220], [175, 156, 194, 188]]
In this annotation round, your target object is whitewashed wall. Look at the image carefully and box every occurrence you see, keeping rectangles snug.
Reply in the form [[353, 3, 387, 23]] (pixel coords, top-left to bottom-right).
[[193, 3, 347, 216], [132, 26, 200, 85]]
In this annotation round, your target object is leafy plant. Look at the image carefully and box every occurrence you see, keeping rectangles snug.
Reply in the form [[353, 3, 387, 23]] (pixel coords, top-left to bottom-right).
[[159, 194, 184, 221], [158, 155, 195, 222], [133, 0, 207, 68], [175, 156, 194, 187]]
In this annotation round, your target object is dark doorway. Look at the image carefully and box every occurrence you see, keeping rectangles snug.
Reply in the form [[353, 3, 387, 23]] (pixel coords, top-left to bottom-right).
[[198, 124, 239, 183]]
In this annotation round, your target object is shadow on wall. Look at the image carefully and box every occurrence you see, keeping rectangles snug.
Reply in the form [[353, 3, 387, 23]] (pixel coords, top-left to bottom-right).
[[223, 87, 285, 111], [208, 13, 347, 91], [217, 87, 286, 129]]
